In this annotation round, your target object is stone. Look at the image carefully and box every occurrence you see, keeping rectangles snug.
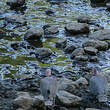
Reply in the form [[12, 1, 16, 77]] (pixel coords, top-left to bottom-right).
[[44, 26, 59, 35], [5, 15, 26, 25], [58, 78, 76, 93], [71, 48, 85, 59], [65, 22, 89, 35], [24, 27, 44, 40], [89, 56, 98, 62], [56, 39, 67, 49], [13, 92, 33, 110], [106, 3, 110, 11], [77, 15, 90, 24], [6, 0, 25, 8], [74, 55, 88, 61], [35, 48, 52, 59], [82, 40, 108, 51], [84, 46, 98, 55], [75, 77, 88, 87], [64, 44, 77, 53], [89, 29, 110, 40], [86, 108, 101, 110], [45, 9, 55, 15], [56, 90, 82, 107]]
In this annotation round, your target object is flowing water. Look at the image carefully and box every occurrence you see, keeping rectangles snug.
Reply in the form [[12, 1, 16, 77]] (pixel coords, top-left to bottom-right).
[[0, 0, 110, 79]]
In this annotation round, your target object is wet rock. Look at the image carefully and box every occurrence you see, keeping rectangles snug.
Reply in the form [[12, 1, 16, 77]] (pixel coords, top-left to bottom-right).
[[45, 9, 55, 15], [11, 42, 20, 50], [56, 39, 67, 49], [75, 77, 88, 87], [86, 108, 100, 110], [13, 92, 33, 110], [6, 0, 25, 8], [16, 108, 25, 110], [0, 29, 7, 38], [77, 15, 90, 24], [24, 27, 44, 40], [44, 25, 59, 35], [35, 48, 52, 59], [33, 95, 46, 110], [82, 40, 108, 51], [71, 48, 85, 59], [65, 22, 89, 35], [89, 56, 98, 62], [58, 78, 76, 93], [64, 44, 77, 54], [84, 46, 98, 55], [56, 90, 82, 107], [89, 29, 110, 40], [106, 3, 110, 11], [74, 55, 88, 61], [5, 15, 26, 25], [59, 107, 68, 110]]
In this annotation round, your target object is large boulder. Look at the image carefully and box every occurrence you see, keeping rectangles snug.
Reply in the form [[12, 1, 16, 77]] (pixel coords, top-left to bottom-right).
[[89, 29, 110, 40], [65, 22, 89, 35], [82, 40, 108, 51], [56, 90, 82, 107], [24, 27, 44, 40]]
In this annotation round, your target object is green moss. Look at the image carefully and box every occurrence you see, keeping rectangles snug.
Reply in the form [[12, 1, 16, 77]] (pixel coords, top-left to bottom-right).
[[0, 48, 8, 53], [39, 62, 51, 67]]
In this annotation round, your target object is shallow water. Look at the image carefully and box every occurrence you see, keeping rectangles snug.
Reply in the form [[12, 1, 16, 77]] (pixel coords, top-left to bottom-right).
[[0, 0, 110, 79]]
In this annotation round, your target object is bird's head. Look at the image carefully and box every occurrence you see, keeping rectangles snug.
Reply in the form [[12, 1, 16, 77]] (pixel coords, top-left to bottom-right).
[[92, 67, 98, 76], [45, 69, 51, 77]]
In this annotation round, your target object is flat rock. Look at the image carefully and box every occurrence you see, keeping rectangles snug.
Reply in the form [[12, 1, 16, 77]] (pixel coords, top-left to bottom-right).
[[56, 90, 82, 107], [74, 55, 88, 61], [82, 40, 108, 51], [84, 46, 98, 55], [89, 29, 110, 40], [24, 27, 44, 40], [65, 22, 89, 35]]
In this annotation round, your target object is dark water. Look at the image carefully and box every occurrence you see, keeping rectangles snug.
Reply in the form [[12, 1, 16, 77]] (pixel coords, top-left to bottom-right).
[[0, 0, 110, 79]]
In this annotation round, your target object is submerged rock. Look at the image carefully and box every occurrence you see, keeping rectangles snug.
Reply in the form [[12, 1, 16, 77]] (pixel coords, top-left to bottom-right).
[[56, 90, 82, 107], [24, 27, 44, 40], [82, 40, 108, 51], [65, 22, 89, 35]]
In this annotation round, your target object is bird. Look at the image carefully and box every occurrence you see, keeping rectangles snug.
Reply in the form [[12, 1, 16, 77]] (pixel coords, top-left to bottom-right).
[[89, 67, 108, 103], [40, 68, 58, 106]]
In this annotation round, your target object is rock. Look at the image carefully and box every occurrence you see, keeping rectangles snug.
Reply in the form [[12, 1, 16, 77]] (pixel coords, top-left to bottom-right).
[[24, 27, 44, 40], [84, 46, 98, 55], [77, 15, 90, 24], [56, 90, 82, 107], [74, 55, 88, 61], [58, 78, 76, 93], [65, 22, 89, 35], [6, 0, 25, 8], [75, 77, 88, 87], [13, 92, 33, 110], [64, 44, 77, 53], [86, 108, 101, 110], [16, 108, 25, 110], [11, 42, 20, 50], [56, 39, 67, 49], [71, 48, 85, 59], [45, 9, 55, 15], [82, 40, 108, 51], [0, 30, 7, 38], [33, 95, 46, 110], [5, 15, 26, 25], [59, 107, 68, 110], [35, 48, 52, 59], [89, 56, 98, 62], [106, 3, 110, 11], [44, 25, 59, 35], [89, 29, 110, 40]]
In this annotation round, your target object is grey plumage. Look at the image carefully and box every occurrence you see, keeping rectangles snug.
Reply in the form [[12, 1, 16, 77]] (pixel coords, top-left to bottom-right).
[[90, 68, 108, 102]]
